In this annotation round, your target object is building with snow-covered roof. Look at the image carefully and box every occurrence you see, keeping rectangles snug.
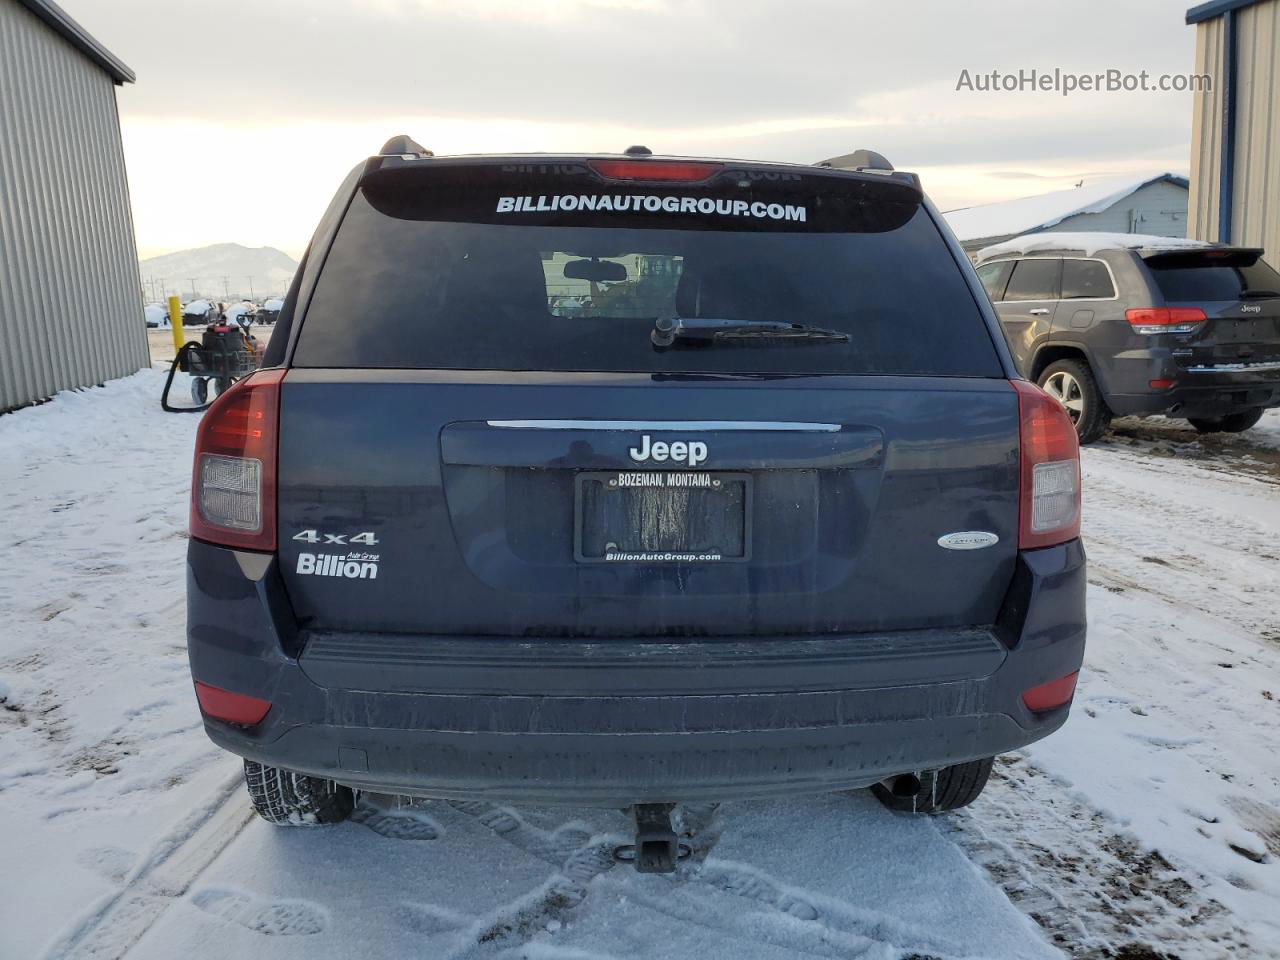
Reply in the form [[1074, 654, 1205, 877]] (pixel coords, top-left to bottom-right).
[[943, 173, 1190, 259], [0, 0, 147, 413]]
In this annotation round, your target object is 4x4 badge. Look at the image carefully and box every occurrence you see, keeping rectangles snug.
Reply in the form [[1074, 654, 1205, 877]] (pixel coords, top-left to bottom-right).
[[937, 531, 999, 550]]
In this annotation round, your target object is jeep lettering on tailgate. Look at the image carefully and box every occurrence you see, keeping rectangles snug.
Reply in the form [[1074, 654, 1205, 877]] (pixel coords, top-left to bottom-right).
[[628, 435, 708, 466]]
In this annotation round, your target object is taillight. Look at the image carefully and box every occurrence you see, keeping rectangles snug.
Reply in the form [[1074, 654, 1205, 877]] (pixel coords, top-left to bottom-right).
[[195, 681, 271, 726], [1013, 379, 1081, 550], [1022, 671, 1079, 712], [189, 369, 284, 551], [588, 159, 723, 182], [1125, 307, 1206, 335]]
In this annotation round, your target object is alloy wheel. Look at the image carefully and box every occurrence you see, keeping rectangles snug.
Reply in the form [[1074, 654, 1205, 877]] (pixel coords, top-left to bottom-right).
[[1042, 371, 1084, 423]]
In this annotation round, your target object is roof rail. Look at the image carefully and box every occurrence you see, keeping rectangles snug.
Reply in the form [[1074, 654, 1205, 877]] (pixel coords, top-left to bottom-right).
[[379, 135, 433, 158], [814, 150, 894, 172]]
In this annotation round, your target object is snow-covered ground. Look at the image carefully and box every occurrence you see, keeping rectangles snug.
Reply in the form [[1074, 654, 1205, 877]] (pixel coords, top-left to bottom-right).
[[1, 370, 1277, 959]]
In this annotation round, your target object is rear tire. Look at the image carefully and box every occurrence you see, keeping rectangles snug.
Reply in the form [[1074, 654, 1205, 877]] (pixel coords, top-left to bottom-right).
[[871, 756, 995, 814], [243, 760, 354, 825], [1038, 359, 1110, 444], [1187, 408, 1265, 434]]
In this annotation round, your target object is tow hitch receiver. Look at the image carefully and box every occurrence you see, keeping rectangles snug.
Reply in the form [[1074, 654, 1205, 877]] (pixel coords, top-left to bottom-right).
[[614, 803, 689, 873]]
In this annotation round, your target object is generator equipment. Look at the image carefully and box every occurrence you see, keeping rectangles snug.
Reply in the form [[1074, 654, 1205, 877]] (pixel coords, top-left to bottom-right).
[[161, 315, 264, 412]]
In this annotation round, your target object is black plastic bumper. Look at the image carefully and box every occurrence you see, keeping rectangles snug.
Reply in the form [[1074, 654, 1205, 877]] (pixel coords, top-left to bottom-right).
[[1104, 352, 1280, 417], [187, 538, 1087, 805]]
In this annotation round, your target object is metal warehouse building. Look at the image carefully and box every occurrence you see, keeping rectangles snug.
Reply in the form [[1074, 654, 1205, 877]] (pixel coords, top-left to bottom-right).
[[1187, 0, 1280, 262], [0, 0, 146, 413]]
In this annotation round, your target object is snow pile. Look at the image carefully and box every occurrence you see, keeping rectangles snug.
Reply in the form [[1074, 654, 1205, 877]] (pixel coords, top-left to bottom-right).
[[944, 172, 1187, 243], [182, 299, 212, 318], [262, 297, 284, 312], [976, 231, 1213, 261]]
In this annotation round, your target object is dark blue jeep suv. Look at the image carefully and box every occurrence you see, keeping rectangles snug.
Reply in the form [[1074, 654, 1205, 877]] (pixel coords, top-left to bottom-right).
[[185, 141, 1085, 853]]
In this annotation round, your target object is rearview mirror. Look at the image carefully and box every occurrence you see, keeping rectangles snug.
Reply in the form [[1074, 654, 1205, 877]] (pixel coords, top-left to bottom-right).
[[563, 259, 627, 282]]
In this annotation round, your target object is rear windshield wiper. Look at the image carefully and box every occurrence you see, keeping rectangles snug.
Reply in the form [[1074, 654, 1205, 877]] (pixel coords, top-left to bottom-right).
[[1241, 289, 1280, 299], [651, 316, 850, 348]]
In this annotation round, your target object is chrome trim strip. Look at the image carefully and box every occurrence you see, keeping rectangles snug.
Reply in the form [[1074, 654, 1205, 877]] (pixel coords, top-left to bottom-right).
[[485, 419, 842, 432], [1185, 361, 1280, 373]]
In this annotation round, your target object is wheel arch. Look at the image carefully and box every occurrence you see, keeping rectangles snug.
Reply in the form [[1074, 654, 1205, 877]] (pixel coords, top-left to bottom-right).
[[1029, 342, 1109, 395]]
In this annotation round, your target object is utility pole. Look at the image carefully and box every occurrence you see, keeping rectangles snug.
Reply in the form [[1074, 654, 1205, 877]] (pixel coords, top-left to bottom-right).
[[189, 278, 198, 297], [247, 276, 255, 299], [220, 276, 231, 299]]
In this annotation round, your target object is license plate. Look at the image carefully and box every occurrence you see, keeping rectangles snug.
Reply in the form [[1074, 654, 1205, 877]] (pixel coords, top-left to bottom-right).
[[574, 471, 751, 563]]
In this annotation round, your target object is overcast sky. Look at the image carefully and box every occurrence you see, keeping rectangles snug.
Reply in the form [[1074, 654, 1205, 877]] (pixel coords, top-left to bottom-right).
[[71, 0, 1200, 259]]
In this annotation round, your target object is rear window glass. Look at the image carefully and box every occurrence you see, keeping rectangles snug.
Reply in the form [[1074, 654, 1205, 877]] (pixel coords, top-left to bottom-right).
[[975, 261, 1012, 302], [293, 164, 1002, 377], [1002, 259, 1061, 301], [1147, 255, 1280, 302], [1061, 260, 1114, 299]]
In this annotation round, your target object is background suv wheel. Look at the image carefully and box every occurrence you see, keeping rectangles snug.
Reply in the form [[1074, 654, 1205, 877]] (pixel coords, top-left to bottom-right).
[[1187, 408, 1265, 434], [1038, 359, 1110, 444]]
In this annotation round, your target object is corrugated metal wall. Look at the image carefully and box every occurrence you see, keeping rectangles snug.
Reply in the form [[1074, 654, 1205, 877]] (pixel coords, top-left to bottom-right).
[[0, 0, 147, 413], [1188, 15, 1225, 242], [1233, 0, 1280, 264], [1188, 0, 1280, 267]]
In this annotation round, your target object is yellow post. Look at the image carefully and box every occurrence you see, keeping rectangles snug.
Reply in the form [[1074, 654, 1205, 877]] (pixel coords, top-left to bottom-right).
[[167, 295, 185, 353]]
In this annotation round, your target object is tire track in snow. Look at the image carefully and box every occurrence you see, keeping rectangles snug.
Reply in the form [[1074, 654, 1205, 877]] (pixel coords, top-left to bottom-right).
[[438, 800, 977, 960], [951, 754, 1254, 959], [41, 770, 252, 960], [951, 442, 1276, 956]]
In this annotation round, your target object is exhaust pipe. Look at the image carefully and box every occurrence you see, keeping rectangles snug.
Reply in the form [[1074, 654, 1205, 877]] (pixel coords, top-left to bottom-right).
[[880, 773, 922, 798]]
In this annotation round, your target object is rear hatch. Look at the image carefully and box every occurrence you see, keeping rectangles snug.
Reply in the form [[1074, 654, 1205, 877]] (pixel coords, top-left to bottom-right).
[[1144, 249, 1280, 370], [276, 157, 1021, 638]]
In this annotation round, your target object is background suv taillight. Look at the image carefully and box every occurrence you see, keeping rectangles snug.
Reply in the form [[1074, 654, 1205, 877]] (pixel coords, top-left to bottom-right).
[[1125, 307, 1207, 335], [190, 369, 285, 551], [1012, 379, 1081, 549]]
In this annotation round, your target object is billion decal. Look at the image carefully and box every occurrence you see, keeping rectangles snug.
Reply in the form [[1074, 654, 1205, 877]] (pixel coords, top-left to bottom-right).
[[296, 553, 379, 579]]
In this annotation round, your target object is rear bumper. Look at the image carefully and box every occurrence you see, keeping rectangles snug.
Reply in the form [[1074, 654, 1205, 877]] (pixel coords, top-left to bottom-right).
[[1102, 349, 1280, 417], [187, 538, 1087, 804]]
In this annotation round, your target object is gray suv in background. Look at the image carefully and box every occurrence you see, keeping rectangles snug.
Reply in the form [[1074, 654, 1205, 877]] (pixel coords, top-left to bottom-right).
[[975, 234, 1280, 443]]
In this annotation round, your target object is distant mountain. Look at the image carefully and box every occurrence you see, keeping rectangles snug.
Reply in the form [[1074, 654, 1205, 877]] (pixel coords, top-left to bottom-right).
[[138, 243, 298, 301]]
